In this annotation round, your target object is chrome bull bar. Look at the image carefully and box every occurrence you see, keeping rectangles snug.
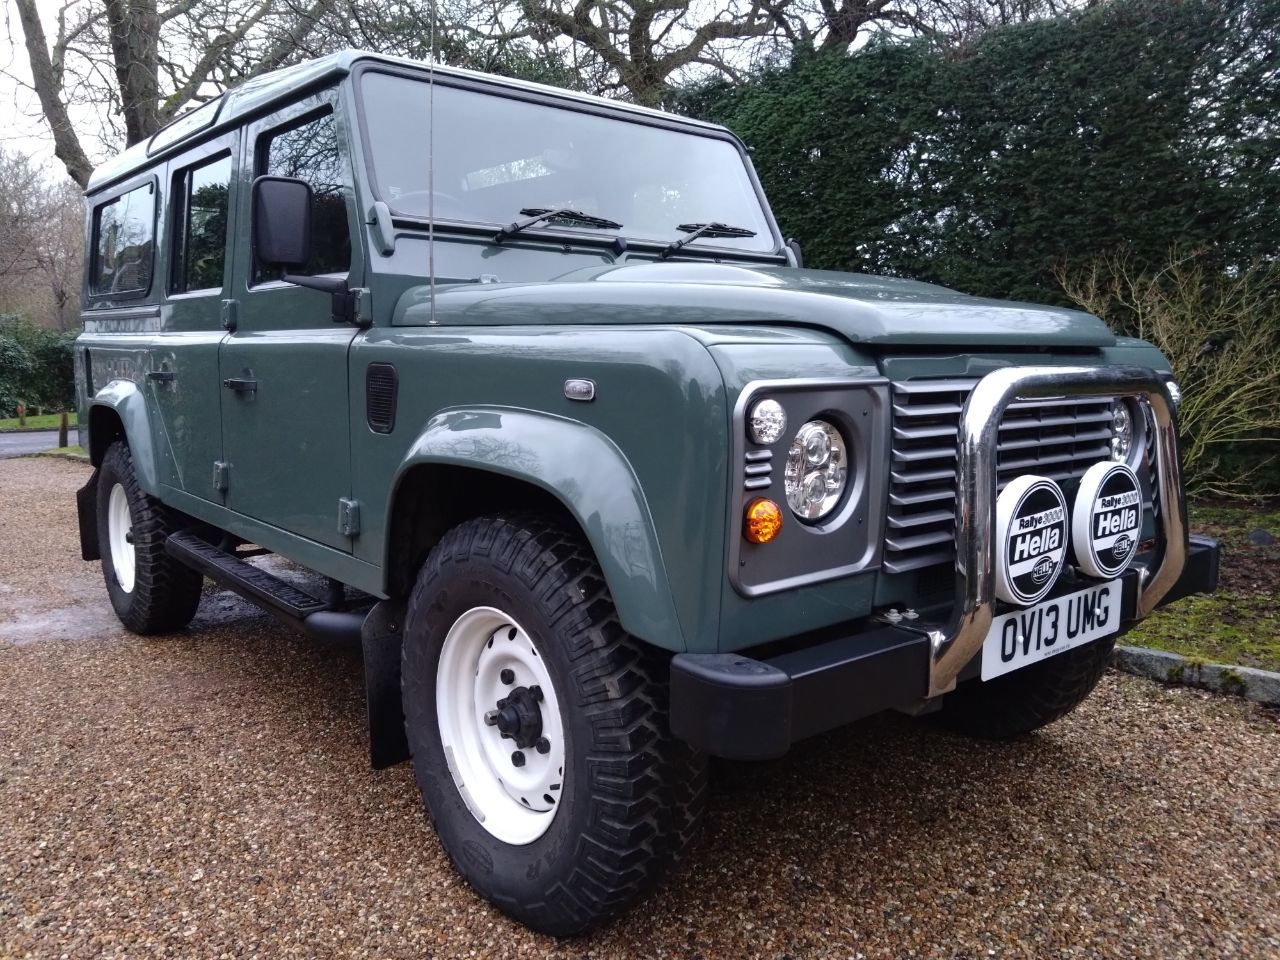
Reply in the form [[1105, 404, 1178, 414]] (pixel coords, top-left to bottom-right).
[[926, 366, 1188, 699]]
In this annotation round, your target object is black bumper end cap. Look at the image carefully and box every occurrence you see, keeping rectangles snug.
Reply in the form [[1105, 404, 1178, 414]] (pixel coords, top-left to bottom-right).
[[670, 654, 792, 761], [1159, 534, 1220, 607]]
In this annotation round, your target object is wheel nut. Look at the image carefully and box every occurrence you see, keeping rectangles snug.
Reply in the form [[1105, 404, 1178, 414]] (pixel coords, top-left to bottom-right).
[[511, 751, 526, 767], [529, 685, 543, 702], [500, 668, 515, 685], [483, 710, 499, 726], [535, 737, 550, 754]]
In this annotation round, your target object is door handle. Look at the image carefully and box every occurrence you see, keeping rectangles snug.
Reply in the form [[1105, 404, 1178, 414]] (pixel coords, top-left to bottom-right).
[[147, 370, 175, 382], [222, 377, 257, 394]]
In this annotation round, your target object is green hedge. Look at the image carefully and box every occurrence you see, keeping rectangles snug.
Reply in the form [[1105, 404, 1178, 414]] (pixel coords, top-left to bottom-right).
[[693, 0, 1279, 306], [0, 315, 76, 416]]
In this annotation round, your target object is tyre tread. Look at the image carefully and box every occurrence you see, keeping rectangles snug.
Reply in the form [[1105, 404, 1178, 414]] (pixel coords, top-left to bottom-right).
[[403, 514, 707, 936], [98, 441, 202, 634]]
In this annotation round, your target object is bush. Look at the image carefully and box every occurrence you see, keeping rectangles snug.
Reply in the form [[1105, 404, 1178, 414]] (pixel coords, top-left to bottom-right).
[[0, 314, 76, 412], [696, 0, 1280, 306], [1058, 252, 1280, 496], [0, 335, 35, 418]]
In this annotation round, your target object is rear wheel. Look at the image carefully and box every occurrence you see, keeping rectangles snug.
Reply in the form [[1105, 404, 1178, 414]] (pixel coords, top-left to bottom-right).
[[96, 441, 203, 634], [931, 636, 1116, 739], [401, 515, 706, 936]]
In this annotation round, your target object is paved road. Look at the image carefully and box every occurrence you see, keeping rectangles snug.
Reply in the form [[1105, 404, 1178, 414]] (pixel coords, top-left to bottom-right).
[[0, 428, 80, 459], [1, 457, 1277, 960]]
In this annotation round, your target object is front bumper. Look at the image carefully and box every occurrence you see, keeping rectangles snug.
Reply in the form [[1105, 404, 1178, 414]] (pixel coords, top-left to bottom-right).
[[671, 535, 1219, 759], [672, 364, 1211, 760]]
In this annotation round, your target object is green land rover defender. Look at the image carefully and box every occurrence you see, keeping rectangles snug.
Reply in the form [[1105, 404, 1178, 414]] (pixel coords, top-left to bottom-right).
[[75, 51, 1219, 935]]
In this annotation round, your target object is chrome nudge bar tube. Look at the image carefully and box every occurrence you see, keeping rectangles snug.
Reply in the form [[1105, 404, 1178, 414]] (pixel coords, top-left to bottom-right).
[[926, 365, 1188, 699]]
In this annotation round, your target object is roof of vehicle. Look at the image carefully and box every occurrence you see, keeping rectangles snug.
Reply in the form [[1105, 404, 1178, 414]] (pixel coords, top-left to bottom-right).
[[87, 50, 731, 193]]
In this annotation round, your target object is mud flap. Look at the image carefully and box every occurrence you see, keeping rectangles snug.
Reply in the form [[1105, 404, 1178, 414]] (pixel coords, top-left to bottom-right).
[[362, 597, 410, 769], [77, 470, 101, 561]]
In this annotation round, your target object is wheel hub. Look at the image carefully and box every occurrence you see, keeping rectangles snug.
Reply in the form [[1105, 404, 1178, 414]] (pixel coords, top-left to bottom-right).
[[485, 684, 544, 749]]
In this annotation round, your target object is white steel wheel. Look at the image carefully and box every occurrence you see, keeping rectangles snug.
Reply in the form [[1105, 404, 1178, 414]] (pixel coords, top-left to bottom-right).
[[106, 482, 136, 593], [436, 605, 566, 845]]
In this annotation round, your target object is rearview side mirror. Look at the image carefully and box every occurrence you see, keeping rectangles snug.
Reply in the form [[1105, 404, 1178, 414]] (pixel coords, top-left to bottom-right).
[[252, 175, 312, 269]]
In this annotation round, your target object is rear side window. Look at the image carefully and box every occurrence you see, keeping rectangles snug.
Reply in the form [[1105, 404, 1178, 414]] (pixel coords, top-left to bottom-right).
[[92, 182, 156, 296], [254, 110, 350, 282], [172, 153, 232, 293]]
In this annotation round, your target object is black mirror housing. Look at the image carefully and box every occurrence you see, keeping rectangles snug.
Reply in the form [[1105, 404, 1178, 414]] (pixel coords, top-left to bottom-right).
[[252, 175, 313, 268]]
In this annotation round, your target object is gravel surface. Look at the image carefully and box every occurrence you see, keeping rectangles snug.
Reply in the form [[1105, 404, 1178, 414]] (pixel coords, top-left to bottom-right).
[[2, 456, 1278, 959]]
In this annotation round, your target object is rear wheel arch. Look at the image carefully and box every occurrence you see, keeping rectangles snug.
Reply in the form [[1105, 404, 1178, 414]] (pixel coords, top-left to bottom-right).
[[87, 404, 126, 467]]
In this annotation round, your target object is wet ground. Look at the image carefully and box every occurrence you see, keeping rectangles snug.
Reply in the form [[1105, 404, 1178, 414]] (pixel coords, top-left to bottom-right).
[[0, 429, 80, 459], [2, 456, 1278, 959]]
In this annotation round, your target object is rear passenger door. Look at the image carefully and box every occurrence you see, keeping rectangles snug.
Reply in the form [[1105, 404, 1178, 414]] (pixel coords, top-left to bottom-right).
[[154, 133, 238, 502], [220, 91, 359, 550]]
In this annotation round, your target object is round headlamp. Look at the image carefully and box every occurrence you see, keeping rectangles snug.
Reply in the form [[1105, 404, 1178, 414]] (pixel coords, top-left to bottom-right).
[[1110, 401, 1134, 462], [784, 419, 848, 520], [748, 398, 787, 445]]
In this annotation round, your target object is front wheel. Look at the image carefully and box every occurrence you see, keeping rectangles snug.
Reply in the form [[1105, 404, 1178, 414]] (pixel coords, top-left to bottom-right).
[[401, 516, 706, 936], [96, 441, 203, 634], [931, 636, 1117, 739]]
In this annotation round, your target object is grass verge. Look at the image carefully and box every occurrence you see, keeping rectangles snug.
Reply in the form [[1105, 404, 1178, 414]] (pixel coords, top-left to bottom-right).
[[1124, 500, 1280, 673], [0, 412, 77, 432], [32, 445, 88, 461]]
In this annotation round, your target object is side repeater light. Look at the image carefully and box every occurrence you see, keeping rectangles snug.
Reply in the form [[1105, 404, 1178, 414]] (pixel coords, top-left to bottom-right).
[[744, 498, 784, 544]]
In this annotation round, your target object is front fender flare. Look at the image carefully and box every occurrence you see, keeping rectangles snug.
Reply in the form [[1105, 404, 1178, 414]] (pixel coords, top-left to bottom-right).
[[90, 379, 161, 497], [390, 407, 685, 651]]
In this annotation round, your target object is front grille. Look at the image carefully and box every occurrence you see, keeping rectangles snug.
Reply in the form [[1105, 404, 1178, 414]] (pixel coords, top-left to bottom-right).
[[885, 379, 1115, 574]]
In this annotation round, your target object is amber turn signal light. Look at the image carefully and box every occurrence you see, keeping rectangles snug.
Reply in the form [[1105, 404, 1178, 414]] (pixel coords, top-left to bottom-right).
[[744, 498, 783, 544]]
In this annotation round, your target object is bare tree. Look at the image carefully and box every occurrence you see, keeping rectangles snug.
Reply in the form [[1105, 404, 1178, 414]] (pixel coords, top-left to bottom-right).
[[11, 0, 342, 186], [0, 148, 83, 328]]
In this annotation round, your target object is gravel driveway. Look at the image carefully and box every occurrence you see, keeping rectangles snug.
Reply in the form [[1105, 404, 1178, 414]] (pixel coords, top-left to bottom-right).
[[1, 456, 1277, 959]]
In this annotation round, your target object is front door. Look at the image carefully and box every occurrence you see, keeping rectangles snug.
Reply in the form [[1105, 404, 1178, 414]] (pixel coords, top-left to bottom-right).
[[220, 91, 359, 551]]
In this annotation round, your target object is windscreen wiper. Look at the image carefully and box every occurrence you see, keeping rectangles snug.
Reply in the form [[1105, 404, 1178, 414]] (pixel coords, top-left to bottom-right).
[[659, 221, 757, 260], [494, 207, 623, 244]]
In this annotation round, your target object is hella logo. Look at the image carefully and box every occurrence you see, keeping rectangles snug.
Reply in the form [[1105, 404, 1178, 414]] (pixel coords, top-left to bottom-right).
[[1032, 556, 1055, 583], [1112, 534, 1132, 560]]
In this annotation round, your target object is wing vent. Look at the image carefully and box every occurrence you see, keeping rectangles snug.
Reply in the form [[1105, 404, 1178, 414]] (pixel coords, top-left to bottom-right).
[[366, 363, 398, 434]]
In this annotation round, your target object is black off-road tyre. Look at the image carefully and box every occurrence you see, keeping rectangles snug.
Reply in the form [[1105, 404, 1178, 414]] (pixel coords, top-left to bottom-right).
[[96, 440, 203, 634], [401, 515, 708, 937], [931, 636, 1117, 740]]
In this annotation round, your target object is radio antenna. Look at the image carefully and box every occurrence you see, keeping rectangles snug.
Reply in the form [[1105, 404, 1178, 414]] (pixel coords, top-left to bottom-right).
[[427, 0, 438, 324]]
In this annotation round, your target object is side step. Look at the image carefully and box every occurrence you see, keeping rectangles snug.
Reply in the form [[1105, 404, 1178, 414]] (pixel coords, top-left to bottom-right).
[[166, 531, 364, 644], [168, 530, 329, 618]]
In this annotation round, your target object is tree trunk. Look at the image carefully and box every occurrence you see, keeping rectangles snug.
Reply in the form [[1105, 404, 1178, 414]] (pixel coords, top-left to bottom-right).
[[103, 0, 163, 145], [11, 0, 95, 187]]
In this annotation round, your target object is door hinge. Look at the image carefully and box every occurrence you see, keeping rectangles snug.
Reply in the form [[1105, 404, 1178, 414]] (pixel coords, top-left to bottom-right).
[[213, 461, 229, 492], [221, 299, 238, 332], [338, 498, 360, 537]]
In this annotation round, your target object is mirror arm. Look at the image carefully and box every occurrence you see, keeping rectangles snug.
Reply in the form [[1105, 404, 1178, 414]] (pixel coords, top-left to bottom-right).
[[281, 273, 359, 325]]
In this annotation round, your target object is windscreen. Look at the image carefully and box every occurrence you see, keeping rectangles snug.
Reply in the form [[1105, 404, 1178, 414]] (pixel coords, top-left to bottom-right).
[[359, 72, 776, 253]]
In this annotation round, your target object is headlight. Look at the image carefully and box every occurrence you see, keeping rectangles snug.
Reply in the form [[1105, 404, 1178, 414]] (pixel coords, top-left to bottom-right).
[[1110, 401, 1134, 462], [748, 398, 787, 445], [784, 419, 848, 520]]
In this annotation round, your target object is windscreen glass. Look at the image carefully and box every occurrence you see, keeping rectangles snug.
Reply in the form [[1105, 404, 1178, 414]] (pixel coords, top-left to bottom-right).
[[360, 72, 775, 253]]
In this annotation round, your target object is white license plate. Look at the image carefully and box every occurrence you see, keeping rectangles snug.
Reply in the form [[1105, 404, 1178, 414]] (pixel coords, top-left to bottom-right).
[[981, 581, 1121, 681]]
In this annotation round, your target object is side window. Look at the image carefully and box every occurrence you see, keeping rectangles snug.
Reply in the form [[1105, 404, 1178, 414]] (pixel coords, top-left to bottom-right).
[[254, 110, 351, 282], [171, 153, 232, 293], [92, 181, 156, 297]]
